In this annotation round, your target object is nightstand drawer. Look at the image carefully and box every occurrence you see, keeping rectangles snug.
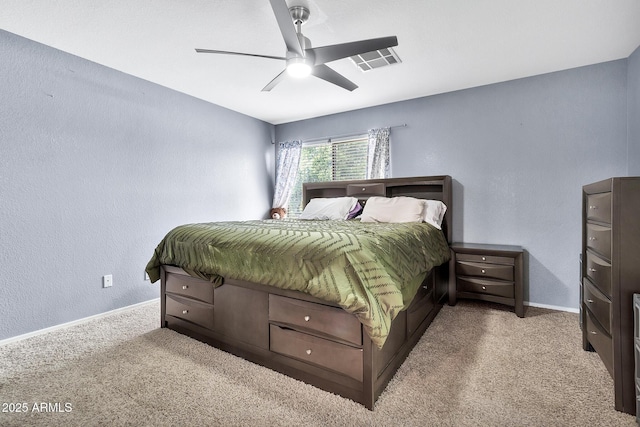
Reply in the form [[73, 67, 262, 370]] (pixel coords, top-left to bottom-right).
[[456, 253, 515, 266], [456, 261, 514, 281], [457, 277, 514, 299], [166, 294, 214, 330], [269, 324, 363, 381], [583, 279, 611, 335]]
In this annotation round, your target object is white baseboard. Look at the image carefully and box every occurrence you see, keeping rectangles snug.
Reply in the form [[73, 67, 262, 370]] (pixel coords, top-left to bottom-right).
[[526, 301, 579, 314], [0, 298, 160, 347]]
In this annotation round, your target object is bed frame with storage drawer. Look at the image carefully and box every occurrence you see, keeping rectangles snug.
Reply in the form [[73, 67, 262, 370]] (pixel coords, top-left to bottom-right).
[[159, 175, 453, 409]]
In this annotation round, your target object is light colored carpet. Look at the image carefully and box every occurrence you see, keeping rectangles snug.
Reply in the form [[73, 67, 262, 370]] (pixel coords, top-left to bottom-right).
[[0, 299, 635, 426]]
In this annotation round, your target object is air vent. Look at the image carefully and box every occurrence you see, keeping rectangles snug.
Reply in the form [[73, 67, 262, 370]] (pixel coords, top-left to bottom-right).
[[349, 48, 401, 72]]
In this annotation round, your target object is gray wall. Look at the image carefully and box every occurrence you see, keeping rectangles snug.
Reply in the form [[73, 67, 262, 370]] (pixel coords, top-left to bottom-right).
[[0, 31, 274, 341], [629, 46, 640, 175], [275, 59, 631, 311]]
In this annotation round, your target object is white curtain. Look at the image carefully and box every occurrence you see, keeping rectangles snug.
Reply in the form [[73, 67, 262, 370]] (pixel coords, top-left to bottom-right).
[[272, 140, 302, 209], [366, 127, 390, 179]]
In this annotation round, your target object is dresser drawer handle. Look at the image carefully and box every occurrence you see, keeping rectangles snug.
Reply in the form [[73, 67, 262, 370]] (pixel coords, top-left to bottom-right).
[[182, 285, 188, 290], [481, 286, 487, 290], [589, 205, 597, 209], [182, 309, 189, 315], [586, 299, 594, 304], [306, 349, 312, 355], [481, 269, 486, 274], [304, 315, 310, 322], [588, 267, 597, 272], [362, 187, 366, 191], [589, 330, 597, 335], [588, 237, 597, 241], [481, 256, 486, 261]]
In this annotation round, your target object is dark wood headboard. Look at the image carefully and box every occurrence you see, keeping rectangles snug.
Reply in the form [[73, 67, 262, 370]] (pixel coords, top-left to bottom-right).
[[303, 175, 452, 243]]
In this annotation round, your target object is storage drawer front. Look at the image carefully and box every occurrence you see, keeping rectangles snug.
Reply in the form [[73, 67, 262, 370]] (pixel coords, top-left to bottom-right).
[[269, 325, 363, 382], [585, 310, 613, 376], [585, 252, 612, 297], [456, 261, 514, 281], [346, 183, 385, 197], [269, 295, 362, 345], [583, 279, 611, 335], [458, 277, 514, 299], [586, 192, 612, 224], [407, 284, 435, 335], [166, 273, 214, 304], [585, 223, 612, 260], [166, 294, 214, 330], [455, 253, 515, 266]]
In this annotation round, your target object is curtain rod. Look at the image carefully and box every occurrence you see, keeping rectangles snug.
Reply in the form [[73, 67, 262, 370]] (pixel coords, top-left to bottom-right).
[[271, 123, 407, 144]]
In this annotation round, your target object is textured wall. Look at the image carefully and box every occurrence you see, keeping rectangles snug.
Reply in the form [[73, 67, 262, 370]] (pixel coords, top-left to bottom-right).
[[628, 45, 640, 175], [0, 30, 274, 341], [275, 60, 629, 311]]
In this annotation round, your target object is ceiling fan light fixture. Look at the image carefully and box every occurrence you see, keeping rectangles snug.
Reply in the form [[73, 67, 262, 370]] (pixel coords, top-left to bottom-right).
[[286, 58, 312, 78]]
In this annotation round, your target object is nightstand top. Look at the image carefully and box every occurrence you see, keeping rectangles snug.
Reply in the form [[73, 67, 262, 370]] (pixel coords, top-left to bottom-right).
[[450, 242, 523, 254]]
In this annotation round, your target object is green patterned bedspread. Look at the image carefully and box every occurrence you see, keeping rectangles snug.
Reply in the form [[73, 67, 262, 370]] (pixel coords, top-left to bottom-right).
[[145, 219, 450, 347]]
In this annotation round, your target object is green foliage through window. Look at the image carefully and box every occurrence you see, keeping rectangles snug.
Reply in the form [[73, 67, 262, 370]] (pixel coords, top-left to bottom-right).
[[288, 137, 368, 216]]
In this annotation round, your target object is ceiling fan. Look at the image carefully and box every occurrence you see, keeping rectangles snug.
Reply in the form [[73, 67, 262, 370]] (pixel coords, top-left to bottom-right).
[[195, 0, 398, 92]]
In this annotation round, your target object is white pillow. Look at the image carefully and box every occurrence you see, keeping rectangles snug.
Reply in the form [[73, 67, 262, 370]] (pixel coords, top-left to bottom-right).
[[360, 196, 425, 223], [423, 200, 447, 229], [299, 197, 358, 220]]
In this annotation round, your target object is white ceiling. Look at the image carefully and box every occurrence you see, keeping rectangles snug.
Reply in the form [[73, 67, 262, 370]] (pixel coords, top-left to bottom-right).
[[2, 0, 640, 125]]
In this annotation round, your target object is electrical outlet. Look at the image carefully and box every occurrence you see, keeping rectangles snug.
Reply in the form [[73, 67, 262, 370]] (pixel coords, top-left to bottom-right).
[[103, 274, 113, 288]]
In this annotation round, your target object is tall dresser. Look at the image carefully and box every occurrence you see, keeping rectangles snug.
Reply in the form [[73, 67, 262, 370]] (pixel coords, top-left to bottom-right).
[[581, 177, 640, 415]]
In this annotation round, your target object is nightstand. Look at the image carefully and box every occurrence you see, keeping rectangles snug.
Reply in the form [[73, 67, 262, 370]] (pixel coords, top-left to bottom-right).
[[449, 243, 524, 317]]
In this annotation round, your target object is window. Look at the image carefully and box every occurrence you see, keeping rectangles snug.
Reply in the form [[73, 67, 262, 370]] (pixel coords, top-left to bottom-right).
[[288, 136, 368, 217]]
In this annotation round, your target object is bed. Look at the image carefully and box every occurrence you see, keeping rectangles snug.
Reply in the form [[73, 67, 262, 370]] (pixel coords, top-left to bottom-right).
[[145, 175, 453, 409]]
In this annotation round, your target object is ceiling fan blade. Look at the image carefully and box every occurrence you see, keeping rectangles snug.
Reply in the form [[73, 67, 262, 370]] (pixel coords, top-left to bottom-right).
[[269, 0, 304, 57], [261, 69, 288, 92], [311, 64, 358, 91], [309, 36, 398, 65], [195, 48, 285, 61]]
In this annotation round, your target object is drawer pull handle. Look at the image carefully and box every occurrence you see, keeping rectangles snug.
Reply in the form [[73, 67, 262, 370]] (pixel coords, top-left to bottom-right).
[[481, 286, 487, 290], [304, 315, 310, 322], [587, 299, 594, 304], [589, 268, 597, 272], [362, 187, 366, 191], [182, 309, 189, 315], [306, 349, 312, 355], [482, 256, 486, 261], [481, 269, 486, 274], [589, 205, 597, 209], [590, 331, 597, 335], [589, 237, 597, 241], [182, 285, 188, 290]]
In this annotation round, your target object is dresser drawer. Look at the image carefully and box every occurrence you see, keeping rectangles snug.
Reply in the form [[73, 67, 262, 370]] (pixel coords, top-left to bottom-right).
[[585, 309, 613, 376], [270, 324, 363, 381], [456, 261, 514, 281], [455, 253, 515, 266], [583, 279, 611, 335], [585, 251, 612, 297], [457, 277, 514, 299], [269, 295, 362, 346], [166, 273, 214, 304], [586, 192, 612, 224], [166, 294, 214, 330], [585, 223, 612, 260]]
